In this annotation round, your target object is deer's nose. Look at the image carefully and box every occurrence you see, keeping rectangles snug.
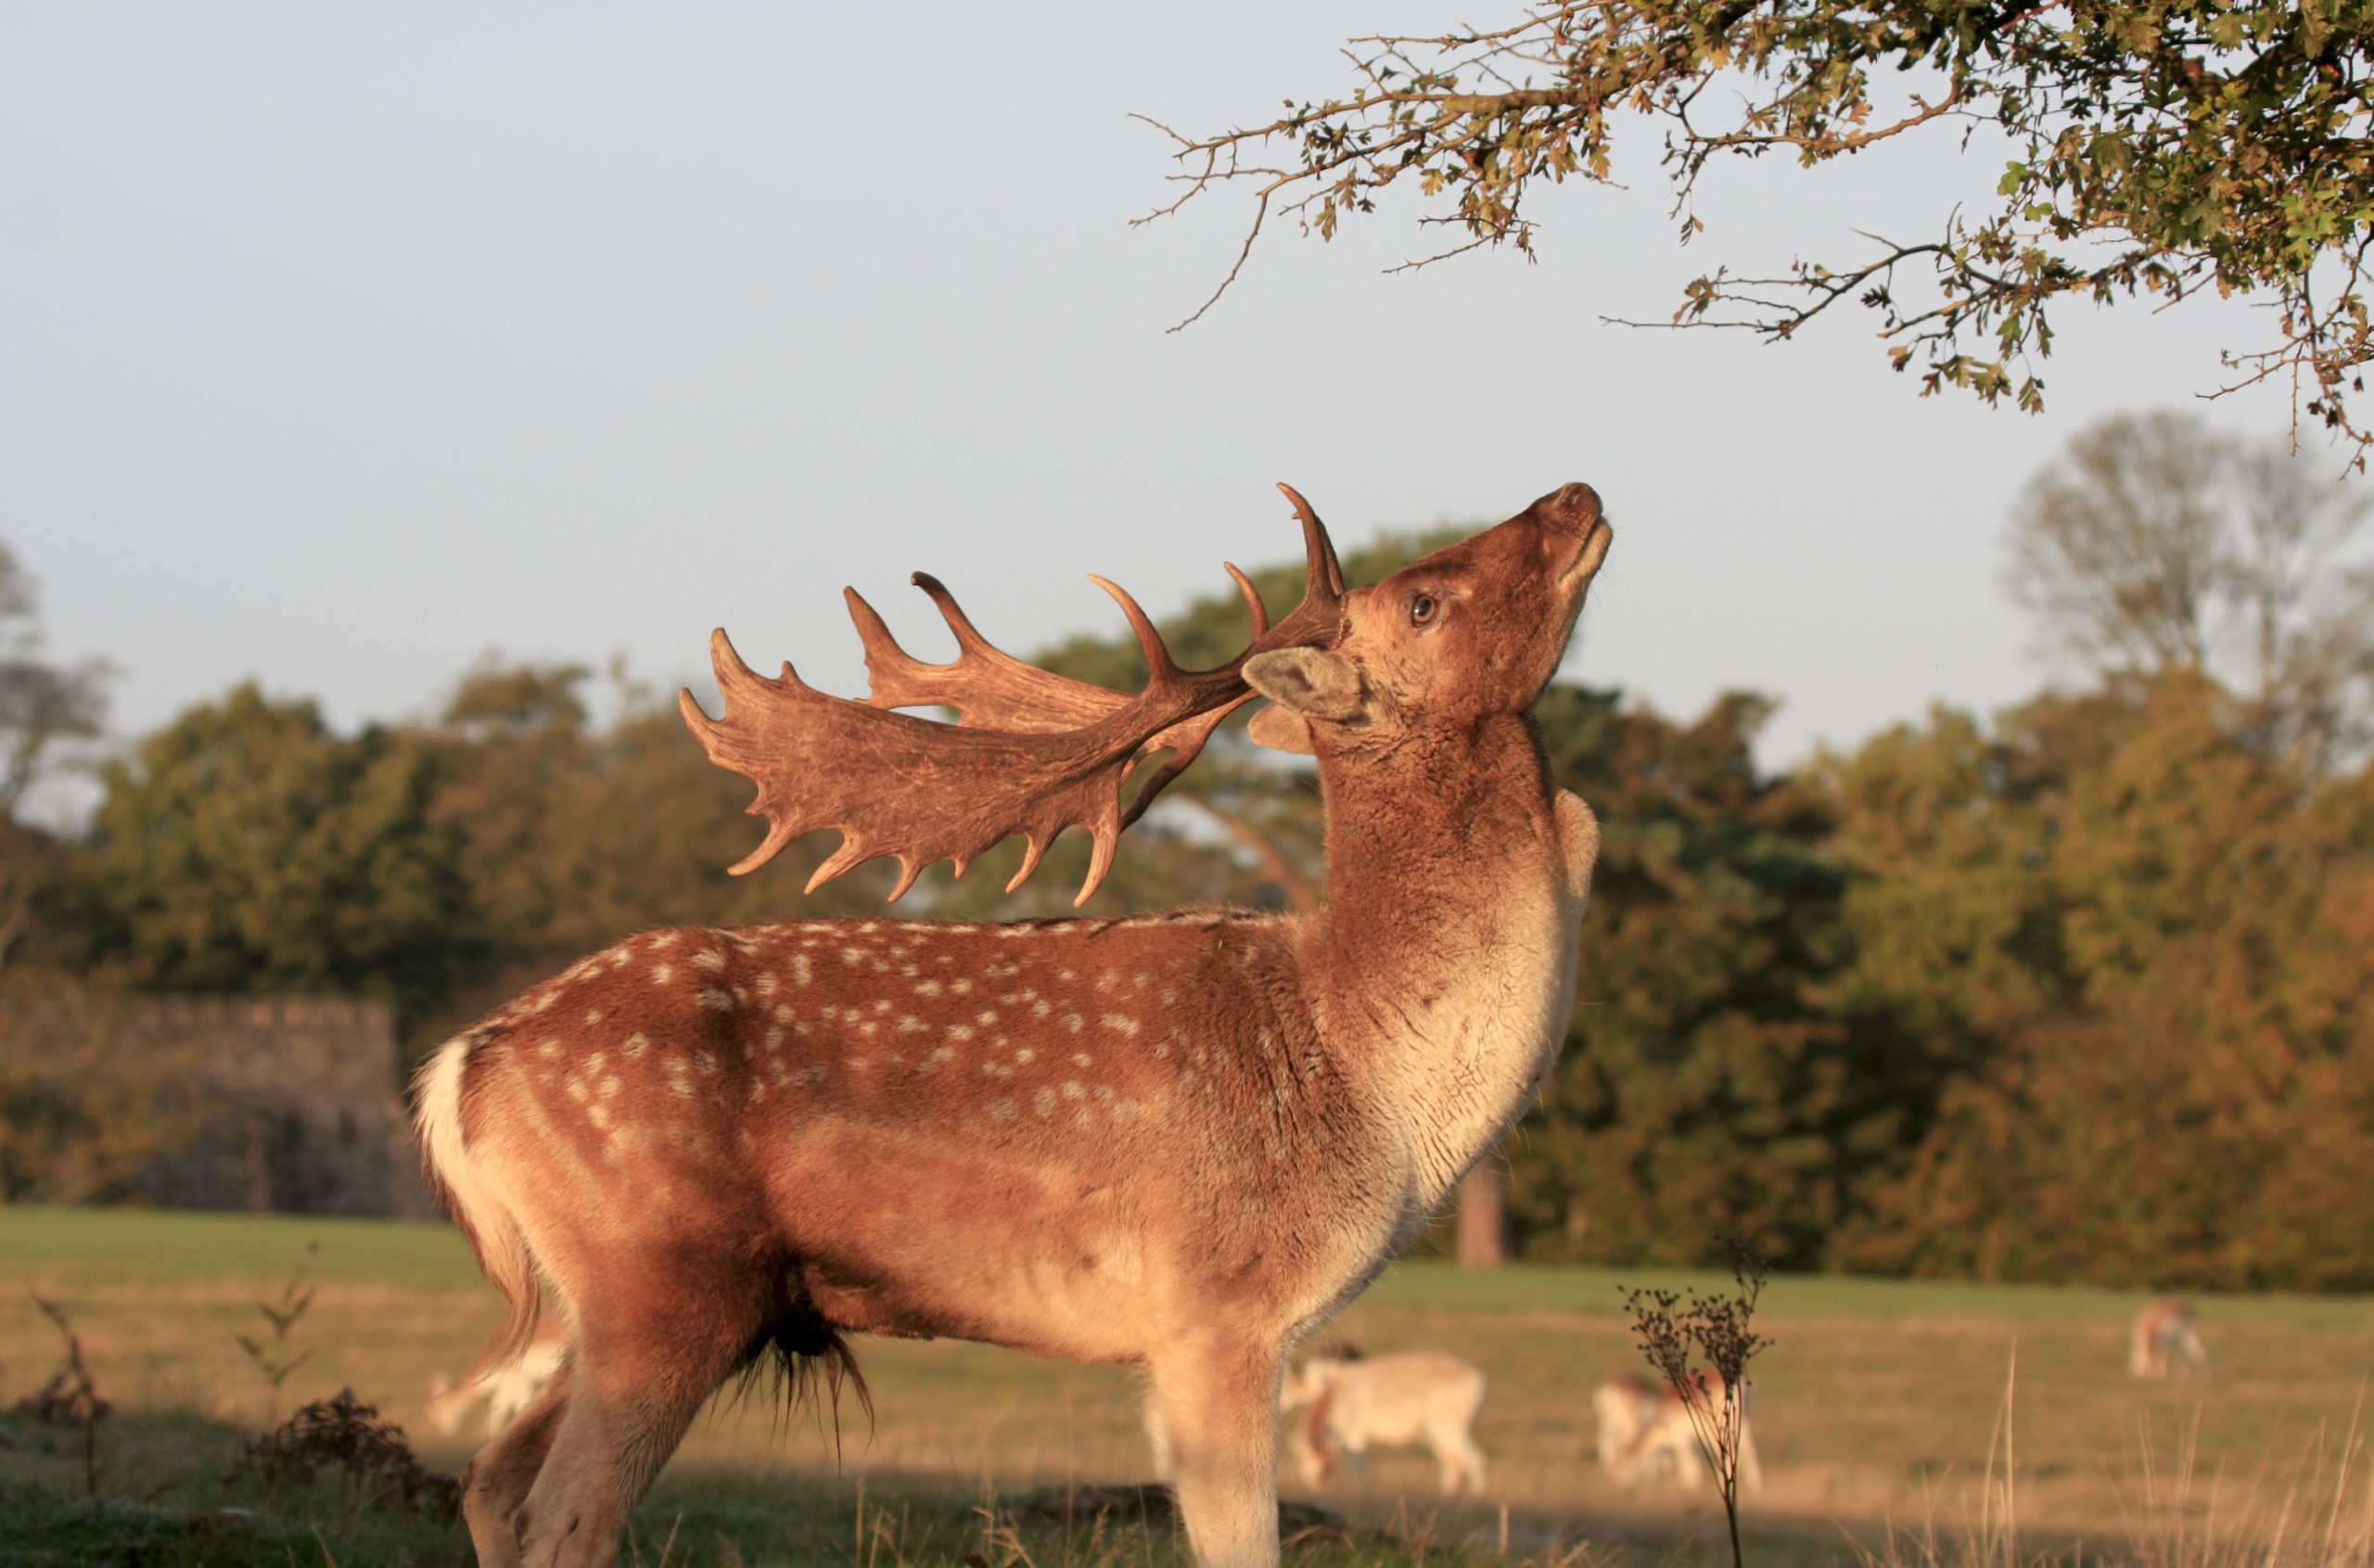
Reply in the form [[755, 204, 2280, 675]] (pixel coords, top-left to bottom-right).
[[1537, 482, 1602, 532]]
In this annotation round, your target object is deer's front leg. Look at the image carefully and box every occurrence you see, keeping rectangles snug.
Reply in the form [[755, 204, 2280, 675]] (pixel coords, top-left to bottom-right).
[[1149, 1339, 1286, 1568]]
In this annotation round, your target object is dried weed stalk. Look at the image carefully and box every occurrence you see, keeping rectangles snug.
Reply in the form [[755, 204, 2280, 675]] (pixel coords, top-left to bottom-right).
[[1621, 1242, 1772, 1568]]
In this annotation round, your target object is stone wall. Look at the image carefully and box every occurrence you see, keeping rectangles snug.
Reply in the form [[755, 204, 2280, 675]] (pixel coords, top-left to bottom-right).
[[121, 996, 436, 1217]]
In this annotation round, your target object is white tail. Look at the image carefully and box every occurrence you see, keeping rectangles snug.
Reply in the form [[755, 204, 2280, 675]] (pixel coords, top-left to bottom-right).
[[2130, 1298, 2209, 1379], [1279, 1348, 1488, 1497], [1593, 1373, 1762, 1493], [417, 483, 1612, 1568], [427, 1321, 568, 1439]]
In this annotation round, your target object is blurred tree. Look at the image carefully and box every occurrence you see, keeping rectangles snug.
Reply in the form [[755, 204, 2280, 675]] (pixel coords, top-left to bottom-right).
[[0, 539, 108, 970], [2007, 411, 2374, 767], [0, 970, 208, 1204], [78, 684, 473, 1021], [1508, 688, 1871, 1269], [0, 539, 108, 819], [1151, 4, 2374, 453], [1832, 674, 2374, 1288]]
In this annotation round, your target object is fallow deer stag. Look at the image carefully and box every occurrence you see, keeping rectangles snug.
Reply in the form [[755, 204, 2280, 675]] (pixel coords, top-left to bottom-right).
[[415, 481, 1612, 1568]]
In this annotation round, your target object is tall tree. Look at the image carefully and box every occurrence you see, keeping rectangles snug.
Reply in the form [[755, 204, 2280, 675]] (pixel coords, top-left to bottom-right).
[[1147, 4, 2374, 452], [0, 539, 108, 969], [0, 539, 107, 820], [2005, 411, 2374, 766]]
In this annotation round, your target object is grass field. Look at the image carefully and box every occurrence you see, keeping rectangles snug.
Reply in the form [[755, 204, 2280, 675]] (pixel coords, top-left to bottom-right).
[[6, 1205, 2374, 1567]]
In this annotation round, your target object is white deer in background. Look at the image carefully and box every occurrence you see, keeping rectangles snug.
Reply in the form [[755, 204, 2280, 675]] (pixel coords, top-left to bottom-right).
[[2130, 1299, 2209, 1379], [428, 1321, 568, 1440], [1593, 1373, 1762, 1492], [1279, 1346, 1489, 1496], [417, 482, 1612, 1568]]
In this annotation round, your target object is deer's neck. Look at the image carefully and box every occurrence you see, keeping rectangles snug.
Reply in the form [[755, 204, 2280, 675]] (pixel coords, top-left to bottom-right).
[[1306, 712, 1585, 1215]]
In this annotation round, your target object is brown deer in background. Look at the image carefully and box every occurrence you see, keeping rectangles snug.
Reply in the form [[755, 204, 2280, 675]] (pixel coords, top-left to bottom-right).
[[1594, 1373, 1763, 1492], [2130, 1298, 2209, 1378], [415, 481, 1612, 1568]]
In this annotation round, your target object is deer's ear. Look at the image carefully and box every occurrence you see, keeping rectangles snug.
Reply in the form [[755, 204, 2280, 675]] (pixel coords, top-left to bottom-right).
[[1244, 648, 1363, 722], [1246, 702, 1316, 755]]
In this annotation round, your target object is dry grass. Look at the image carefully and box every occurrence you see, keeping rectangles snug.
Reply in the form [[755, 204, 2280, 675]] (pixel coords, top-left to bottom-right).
[[7, 1206, 2374, 1566]]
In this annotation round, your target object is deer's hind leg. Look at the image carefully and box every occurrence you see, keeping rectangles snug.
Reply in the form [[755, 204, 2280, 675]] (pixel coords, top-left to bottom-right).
[[499, 1281, 772, 1568], [462, 1358, 574, 1568]]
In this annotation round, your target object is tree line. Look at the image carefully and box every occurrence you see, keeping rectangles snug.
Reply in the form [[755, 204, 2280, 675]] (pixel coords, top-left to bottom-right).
[[6, 411, 2373, 1290]]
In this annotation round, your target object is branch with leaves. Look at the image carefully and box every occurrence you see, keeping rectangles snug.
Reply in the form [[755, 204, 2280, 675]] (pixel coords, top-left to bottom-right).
[[1142, 1, 2374, 457]]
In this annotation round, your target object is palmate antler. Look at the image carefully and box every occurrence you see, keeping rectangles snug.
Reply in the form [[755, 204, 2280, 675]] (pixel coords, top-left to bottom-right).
[[678, 485, 1347, 906]]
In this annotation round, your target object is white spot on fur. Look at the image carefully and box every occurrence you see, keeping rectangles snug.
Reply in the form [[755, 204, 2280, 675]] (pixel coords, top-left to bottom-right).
[[1066, 1013, 1085, 1034], [601, 1077, 621, 1098], [697, 988, 734, 1012], [791, 955, 812, 986], [899, 1015, 926, 1034], [1015, 1048, 1035, 1064], [651, 963, 674, 984], [794, 1064, 828, 1086], [950, 978, 973, 996], [989, 1099, 1016, 1121], [649, 932, 682, 950], [692, 950, 727, 972], [841, 947, 868, 965], [537, 1037, 563, 1059], [764, 1027, 785, 1052], [1032, 1088, 1055, 1116], [623, 1033, 648, 1058], [920, 1046, 954, 1073], [1101, 1014, 1140, 1037], [1061, 1081, 1084, 1101], [1072, 1053, 1092, 1067], [977, 1010, 998, 1026], [1032, 1000, 1052, 1018], [948, 1025, 975, 1042], [757, 973, 778, 996], [586, 1009, 606, 1026], [693, 1051, 718, 1074], [916, 979, 942, 998]]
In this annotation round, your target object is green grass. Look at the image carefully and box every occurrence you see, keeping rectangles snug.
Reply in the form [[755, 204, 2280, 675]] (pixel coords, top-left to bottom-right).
[[0, 1205, 483, 1292], [14, 1204, 2368, 1324]]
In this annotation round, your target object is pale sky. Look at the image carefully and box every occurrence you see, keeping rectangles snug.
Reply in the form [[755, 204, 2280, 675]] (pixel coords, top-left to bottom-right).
[[0, 2, 2336, 808]]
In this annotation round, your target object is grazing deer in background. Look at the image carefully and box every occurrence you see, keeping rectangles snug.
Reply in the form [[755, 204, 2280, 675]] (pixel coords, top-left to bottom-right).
[[2130, 1299, 2209, 1379], [428, 1320, 568, 1440], [416, 481, 1612, 1568], [1593, 1373, 1762, 1492], [1279, 1345, 1489, 1496]]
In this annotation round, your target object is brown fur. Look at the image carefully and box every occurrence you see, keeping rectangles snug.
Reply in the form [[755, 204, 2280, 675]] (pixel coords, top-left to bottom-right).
[[417, 483, 1613, 1568]]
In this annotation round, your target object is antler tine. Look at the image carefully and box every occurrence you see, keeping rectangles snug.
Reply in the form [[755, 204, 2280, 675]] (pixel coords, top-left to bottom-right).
[[907, 572, 1001, 656], [1270, 483, 1346, 639], [1087, 574, 1186, 689], [1224, 562, 1269, 640]]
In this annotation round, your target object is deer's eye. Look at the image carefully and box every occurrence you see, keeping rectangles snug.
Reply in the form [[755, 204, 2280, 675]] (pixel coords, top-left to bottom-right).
[[1410, 593, 1438, 627]]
